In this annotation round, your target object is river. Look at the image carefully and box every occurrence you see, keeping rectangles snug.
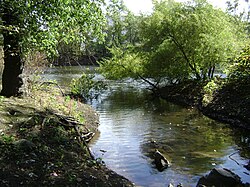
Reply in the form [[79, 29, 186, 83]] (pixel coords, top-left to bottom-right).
[[43, 66, 250, 186]]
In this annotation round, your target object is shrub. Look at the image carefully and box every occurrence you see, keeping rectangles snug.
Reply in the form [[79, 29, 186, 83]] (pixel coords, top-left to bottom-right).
[[202, 78, 222, 106], [70, 72, 106, 101], [227, 46, 250, 81]]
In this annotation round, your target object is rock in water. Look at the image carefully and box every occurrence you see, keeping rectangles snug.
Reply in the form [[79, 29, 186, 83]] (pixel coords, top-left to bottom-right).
[[197, 168, 244, 187], [154, 149, 170, 172]]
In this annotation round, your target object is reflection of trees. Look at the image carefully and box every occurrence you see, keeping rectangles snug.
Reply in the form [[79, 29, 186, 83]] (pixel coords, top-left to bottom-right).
[[145, 97, 183, 114], [99, 86, 149, 111], [91, 82, 249, 175], [141, 110, 235, 174], [100, 87, 185, 114], [102, 87, 236, 175]]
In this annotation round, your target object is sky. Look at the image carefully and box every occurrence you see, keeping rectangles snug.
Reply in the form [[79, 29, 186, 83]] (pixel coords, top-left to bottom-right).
[[123, 0, 248, 14]]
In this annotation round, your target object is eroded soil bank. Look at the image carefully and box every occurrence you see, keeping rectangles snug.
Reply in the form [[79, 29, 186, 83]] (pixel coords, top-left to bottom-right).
[[0, 84, 134, 186], [159, 78, 250, 130]]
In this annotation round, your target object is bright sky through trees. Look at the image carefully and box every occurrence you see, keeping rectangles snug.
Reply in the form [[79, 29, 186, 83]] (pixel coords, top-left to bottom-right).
[[123, 0, 248, 14], [123, 0, 154, 14]]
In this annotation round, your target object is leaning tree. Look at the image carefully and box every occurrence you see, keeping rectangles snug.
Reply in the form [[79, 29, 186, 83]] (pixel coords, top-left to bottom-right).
[[0, 0, 105, 97], [99, 0, 248, 87]]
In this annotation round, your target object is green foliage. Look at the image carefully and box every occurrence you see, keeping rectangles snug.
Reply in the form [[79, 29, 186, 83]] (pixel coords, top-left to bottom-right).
[[227, 46, 250, 81], [105, 0, 129, 48], [103, 0, 140, 48], [86, 0, 140, 59], [51, 0, 141, 64], [0, 96, 4, 103], [203, 80, 217, 95], [0, 0, 106, 58], [141, 0, 246, 80], [0, 134, 15, 143], [202, 78, 222, 106], [70, 72, 107, 100], [99, 47, 146, 80], [99, 0, 248, 86]]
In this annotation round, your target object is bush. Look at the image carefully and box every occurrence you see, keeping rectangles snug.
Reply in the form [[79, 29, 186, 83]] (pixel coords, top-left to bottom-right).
[[202, 79, 221, 106], [227, 46, 250, 81], [70, 72, 106, 101]]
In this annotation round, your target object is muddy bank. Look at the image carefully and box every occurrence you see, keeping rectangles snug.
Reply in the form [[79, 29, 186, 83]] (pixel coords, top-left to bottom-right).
[[0, 84, 134, 186], [159, 79, 250, 130]]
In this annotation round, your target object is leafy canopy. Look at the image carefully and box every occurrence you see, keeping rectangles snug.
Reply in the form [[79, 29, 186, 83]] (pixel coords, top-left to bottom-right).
[[99, 0, 248, 86], [70, 72, 107, 101], [0, 0, 106, 57], [227, 45, 250, 81]]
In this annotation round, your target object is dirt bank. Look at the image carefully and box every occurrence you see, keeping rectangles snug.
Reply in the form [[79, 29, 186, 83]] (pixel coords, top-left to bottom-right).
[[0, 83, 134, 186], [159, 79, 250, 130]]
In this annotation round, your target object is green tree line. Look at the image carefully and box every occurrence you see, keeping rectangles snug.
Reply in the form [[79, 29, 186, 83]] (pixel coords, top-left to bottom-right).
[[0, 0, 249, 97], [99, 0, 249, 89], [0, 0, 105, 97]]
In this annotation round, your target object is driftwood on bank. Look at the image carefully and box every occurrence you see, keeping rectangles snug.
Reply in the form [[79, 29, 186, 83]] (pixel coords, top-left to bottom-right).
[[53, 112, 95, 159], [39, 110, 95, 160]]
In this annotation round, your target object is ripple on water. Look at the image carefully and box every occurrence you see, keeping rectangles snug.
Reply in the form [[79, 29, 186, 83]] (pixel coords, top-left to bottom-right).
[[42, 67, 250, 186]]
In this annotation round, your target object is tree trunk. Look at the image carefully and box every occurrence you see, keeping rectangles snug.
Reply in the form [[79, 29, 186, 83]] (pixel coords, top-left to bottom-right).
[[1, 3, 24, 97], [210, 65, 215, 79]]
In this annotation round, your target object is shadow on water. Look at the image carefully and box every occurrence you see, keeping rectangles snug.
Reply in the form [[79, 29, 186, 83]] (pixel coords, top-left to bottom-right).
[[90, 82, 250, 186], [43, 66, 250, 186], [141, 103, 234, 173]]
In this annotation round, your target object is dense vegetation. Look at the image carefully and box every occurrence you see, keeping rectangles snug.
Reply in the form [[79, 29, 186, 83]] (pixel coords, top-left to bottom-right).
[[0, 0, 105, 97], [96, 0, 249, 128], [2, 0, 248, 97], [99, 0, 249, 88]]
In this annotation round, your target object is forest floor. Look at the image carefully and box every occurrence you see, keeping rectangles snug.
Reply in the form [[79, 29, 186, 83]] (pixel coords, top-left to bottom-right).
[[159, 78, 250, 130], [0, 83, 134, 187]]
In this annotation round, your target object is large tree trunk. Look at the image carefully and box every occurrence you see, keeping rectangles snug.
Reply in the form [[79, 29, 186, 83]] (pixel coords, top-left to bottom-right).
[[1, 3, 24, 97]]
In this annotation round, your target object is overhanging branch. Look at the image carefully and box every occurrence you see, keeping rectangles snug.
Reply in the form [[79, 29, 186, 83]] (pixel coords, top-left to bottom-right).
[[119, 63, 159, 90], [168, 33, 201, 80]]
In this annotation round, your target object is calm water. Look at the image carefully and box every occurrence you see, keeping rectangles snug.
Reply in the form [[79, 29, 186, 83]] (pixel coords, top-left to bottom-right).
[[44, 66, 250, 186]]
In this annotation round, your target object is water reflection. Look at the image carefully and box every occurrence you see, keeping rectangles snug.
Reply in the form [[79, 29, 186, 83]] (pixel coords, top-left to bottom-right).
[[141, 104, 234, 174], [90, 83, 250, 186], [43, 66, 250, 186]]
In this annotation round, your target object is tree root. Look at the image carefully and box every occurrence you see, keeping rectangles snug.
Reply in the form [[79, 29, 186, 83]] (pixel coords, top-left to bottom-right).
[[51, 111, 95, 159], [36, 109, 95, 160]]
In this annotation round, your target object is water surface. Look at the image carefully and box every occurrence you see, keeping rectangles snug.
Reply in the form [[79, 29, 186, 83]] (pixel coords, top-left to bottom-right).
[[44, 66, 250, 186]]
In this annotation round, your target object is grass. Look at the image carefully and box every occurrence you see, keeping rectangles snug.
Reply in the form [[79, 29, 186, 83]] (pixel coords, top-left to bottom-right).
[[0, 82, 133, 186]]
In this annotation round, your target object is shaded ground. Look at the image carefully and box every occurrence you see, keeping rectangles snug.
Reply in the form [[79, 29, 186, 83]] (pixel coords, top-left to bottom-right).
[[159, 78, 250, 130], [0, 84, 134, 186]]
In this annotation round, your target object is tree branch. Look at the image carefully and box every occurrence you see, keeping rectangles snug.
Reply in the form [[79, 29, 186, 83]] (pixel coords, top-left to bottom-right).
[[119, 63, 159, 91], [168, 33, 201, 80]]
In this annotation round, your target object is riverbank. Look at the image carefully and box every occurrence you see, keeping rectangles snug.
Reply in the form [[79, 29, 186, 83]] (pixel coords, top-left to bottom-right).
[[0, 83, 134, 186], [159, 78, 250, 130]]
